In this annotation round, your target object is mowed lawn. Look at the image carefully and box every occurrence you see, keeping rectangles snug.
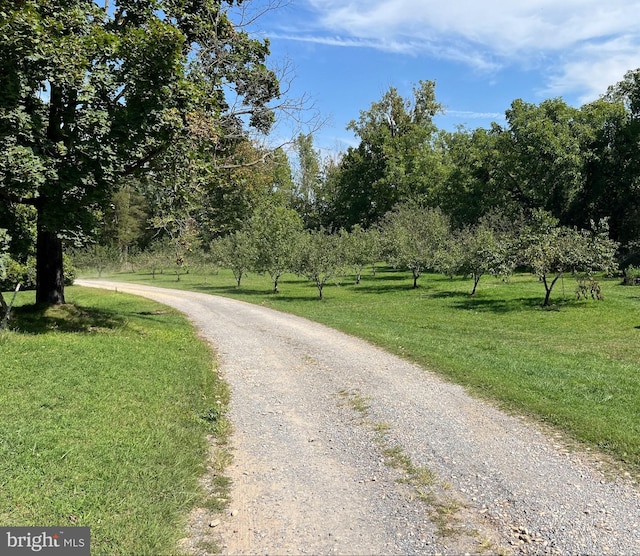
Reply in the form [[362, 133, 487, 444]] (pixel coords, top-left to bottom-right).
[[109, 265, 640, 475], [0, 287, 228, 555]]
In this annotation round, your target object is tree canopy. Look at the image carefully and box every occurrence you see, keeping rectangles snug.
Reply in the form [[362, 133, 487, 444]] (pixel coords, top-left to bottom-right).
[[3, 5, 639, 308], [380, 201, 450, 289], [0, 0, 281, 303], [325, 81, 444, 229], [520, 210, 618, 306]]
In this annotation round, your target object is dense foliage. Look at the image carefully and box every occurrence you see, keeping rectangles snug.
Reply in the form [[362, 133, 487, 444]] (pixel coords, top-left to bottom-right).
[[0, 0, 281, 303]]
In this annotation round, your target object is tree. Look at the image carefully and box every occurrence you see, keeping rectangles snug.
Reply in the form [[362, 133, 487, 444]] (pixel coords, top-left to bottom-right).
[[102, 181, 148, 267], [327, 81, 444, 229], [269, 147, 297, 206], [145, 141, 203, 282], [380, 201, 450, 288], [132, 240, 173, 279], [0, 229, 10, 317], [572, 69, 640, 247], [452, 223, 516, 295], [70, 243, 119, 278], [339, 225, 381, 284], [437, 127, 507, 228], [291, 133, 322, 226], [212, 231, 256, 288], [0, 0, 281, 304], [520, 210, 618, 306], [294, 229, 344, 300], [197, 142, 296, 242], [492, 98, 587, 224], [248, 200, 303, 293]]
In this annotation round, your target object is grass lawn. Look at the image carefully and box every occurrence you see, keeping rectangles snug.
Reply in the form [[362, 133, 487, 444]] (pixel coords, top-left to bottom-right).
[[101, 264, 640, 475], [0, 287, 228, 555]]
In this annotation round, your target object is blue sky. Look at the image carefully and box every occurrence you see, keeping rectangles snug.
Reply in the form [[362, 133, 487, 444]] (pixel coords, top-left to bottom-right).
[[240, 0, 640, 154]]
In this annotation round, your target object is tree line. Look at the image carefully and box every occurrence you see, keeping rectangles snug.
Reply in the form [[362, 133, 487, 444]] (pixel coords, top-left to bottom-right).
[[64, 198, 616, 307], [1, 1, 639, 308]]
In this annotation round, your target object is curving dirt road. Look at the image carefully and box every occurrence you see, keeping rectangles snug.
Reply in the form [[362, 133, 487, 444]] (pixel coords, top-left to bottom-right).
[[76, 280, 640, 555]]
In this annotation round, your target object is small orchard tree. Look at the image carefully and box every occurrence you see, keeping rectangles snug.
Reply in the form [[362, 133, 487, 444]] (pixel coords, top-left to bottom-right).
[[133, 241, 173, 279], [186, 249, 219, 285], [212, 231, 256, 288], [438, 231, 465, 280], [294, 229, 344, 300], [339, 225, 381, 284], [521, 210, 618, 306], [70, 244, 120, 278], [380, 201, 450, 288], [248, 202, 303, 293], [454, 223, 517, 295]]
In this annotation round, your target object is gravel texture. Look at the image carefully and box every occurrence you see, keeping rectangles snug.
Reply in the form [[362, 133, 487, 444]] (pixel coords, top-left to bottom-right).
[[77, 280, 640, 555]]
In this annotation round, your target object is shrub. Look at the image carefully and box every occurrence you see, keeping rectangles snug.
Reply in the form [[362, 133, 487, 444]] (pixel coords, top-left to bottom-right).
[[0, 257, 36, 291], [0, 254, 75, 291], [576, 276, 604, 300], [622, 265, 640, 286]]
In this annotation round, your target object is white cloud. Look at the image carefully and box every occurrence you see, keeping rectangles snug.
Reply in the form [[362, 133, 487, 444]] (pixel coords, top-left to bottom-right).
[[444, 110, 505, 120], [292, 0, 640, 98], [269, 32, 501, 71], [543, 35, 640, 102], [307, 0, 640, 52], [268, 33, 422, 54]]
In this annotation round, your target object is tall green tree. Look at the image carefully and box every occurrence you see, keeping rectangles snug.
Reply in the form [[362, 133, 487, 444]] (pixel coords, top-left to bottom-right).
[[493, 98, 587, 224], [574, 69, 640, 248], [270, 147, 296, 205], [198, 142, 295, 241], [103, 181, 148, 266], [292, 133, 322, 226], [0, 0, 280, 304], [327, 81, 444, 229], [437, 126, 506, 227]]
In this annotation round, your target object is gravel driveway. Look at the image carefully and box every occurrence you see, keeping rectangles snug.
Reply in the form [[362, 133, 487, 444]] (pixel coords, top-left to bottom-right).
[[76, 280, 640, 555]]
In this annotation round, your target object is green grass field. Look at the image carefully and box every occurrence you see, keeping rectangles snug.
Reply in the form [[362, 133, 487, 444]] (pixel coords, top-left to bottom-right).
[[104, 264, 640, 475], [3, 264, 638, 554], [0, 287, 228, 555]]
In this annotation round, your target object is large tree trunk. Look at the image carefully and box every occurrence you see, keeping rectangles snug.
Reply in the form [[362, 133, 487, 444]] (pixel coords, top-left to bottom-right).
[[0, 292, 7, 319], [36, 228, 65, 305]]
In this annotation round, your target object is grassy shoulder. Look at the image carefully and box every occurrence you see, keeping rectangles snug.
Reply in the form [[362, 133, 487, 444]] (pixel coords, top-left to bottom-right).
[[0, 286, 228, 556], [100, 265, 640, 475]]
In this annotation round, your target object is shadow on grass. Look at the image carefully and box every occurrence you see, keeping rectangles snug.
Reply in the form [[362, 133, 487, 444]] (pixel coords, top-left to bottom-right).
[[182, 281, 322, 301], [271, 294, 324, 302], [417, 289, 559, 313], [368, 273, 412, 282], [9, 303, 125, 334], [351, 283, 415, 294], [451, 297, 546, 313], [187, 284, 272, 297]]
